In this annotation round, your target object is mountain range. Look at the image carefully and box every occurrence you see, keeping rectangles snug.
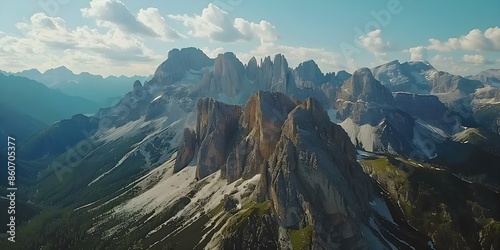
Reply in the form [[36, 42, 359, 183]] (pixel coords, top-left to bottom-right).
[[0, 73, 100, 125], [1, 47, 500, 249], [1, 66, 150, 106]]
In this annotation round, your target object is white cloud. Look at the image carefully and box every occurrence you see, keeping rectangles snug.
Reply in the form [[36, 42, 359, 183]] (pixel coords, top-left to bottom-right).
[[82, 0, 182, 41], [236, 42, 344, 73], [137, 8, 185, 41], [358, 29, 392, 60], [169, 3, 278, 43], [1, 12, 162, 76], [463, 54, 491, 64], [201, 47, 225, 58], [430, 55, 470, 75], [408, 46, 427, 61], [428, 27, 500, 51]]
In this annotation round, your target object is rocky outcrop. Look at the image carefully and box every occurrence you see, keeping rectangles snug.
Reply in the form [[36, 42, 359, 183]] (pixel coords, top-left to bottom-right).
[[335, 70, 353, 84], [181, 91, 420, 248], [335, 68, 432, 157], [246, 57, 258, 81], [173, 128, 196, 172], [133, 80, 143, 90], [212, 52, 245, 97], [150, 47, 213, 86], [195, 98, 242, 180], [271, 54, 289, 93], [97, 83, 152, 127], [430, 72, 483, 94], [371, 60, 433, 93], [268, 97, 377, 248], [246, 54, 292, 93], [294, 60, 324, 88], [222, 91, 297, 182], [337, 68, 394, 105], [336, 68, 395, 123]]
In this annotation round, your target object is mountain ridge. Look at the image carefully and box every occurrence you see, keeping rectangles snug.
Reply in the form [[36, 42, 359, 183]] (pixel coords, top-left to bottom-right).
[[3, 47, 500, 249]]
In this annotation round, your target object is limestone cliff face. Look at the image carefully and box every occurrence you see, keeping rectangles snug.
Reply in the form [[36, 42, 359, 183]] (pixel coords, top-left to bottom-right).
[[430, 72, 483, 94], [195, 97, 242, 180], [336, 68, 396, 125], [335, 68, 422, 157], [245, 54, 291, 93], [177, 91, 401, 248], [212, 52, 246, 97], [223, 91, 297, 182], [337, 68, 394, 105], [246, 56, 258, 81], [268, 97, 375, 248], [293, 60, 325, 89], [174, 128, 196, 173]]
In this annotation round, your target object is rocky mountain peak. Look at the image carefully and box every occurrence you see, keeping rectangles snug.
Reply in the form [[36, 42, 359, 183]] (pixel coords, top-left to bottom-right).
[[338, 68, 394, 105], [212, 52, 245, 97], [151, 47, 213, 86], [194, 97, 242, 179], [133, 80, 142, 89], [294, 60, 325, 88], [45, 66, 73, 75], [336, 70, 352, 82], [246, 56, 258, 81], [430, 71, 484, 94], [175, 92, 378, 244]]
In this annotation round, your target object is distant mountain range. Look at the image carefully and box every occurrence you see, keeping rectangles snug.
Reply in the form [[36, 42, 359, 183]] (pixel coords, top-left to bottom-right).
[[0, 73, 100, 125], [1, 66, 150, 106], [2, 48, 500, 249]]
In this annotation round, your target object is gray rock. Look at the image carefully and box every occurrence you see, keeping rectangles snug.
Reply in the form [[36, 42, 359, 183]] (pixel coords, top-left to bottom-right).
[[429, 71, 483, 94], [222, 91, 296, 182], [213, 52, 245, 97], [394, 92, 455, 134], [246, 56, 258, 81], [371, 60, 433, 93], [195, 97, 242, 180], [150, 47, 213, 86], [294, 60, 324, 89], [337, 68, 394, 105], [174, 128, 196, 173], [271, 54, 289, 93], [268, 97, 375, 248]]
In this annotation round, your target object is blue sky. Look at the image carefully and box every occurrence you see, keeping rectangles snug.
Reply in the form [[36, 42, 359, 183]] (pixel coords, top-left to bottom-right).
[[0, 0, 499, 76]]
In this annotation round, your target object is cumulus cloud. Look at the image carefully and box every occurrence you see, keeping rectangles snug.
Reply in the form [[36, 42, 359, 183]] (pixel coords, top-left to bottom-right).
[[428, 27, 500, 51], [408, 46, 427, 61], [358, 29, 392, 59], [1, 12, 162, 76], [463, 54, 492, 64], [82, 0, 182, 41], [201, 47, 225, 58], [169, 3, 278, 43], [430, 55, 470, 75]]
